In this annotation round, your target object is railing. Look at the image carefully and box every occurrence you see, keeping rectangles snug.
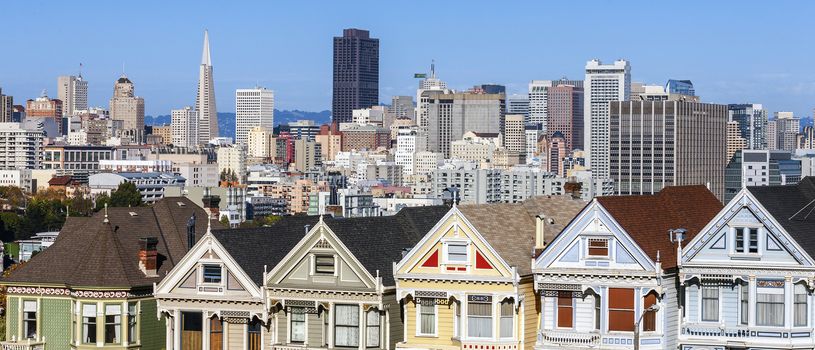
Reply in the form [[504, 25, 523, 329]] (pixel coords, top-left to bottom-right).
[[461, 340, 518, 350], [537, 330, 601, 346], [682, 324, 751, 338], [0, 339, 46, 350]]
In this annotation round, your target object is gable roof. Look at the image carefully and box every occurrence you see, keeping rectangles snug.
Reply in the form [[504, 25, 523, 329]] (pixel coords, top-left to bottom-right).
[[458, 196, 587, 276], [213, 206, 449, 286], [595, 185, 722, 269], [748, 177, 815, 257], [3, 197, 221, 289]]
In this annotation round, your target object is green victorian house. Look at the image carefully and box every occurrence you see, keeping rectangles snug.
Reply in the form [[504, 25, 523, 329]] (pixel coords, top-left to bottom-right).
[[1, 196, 219, 350]]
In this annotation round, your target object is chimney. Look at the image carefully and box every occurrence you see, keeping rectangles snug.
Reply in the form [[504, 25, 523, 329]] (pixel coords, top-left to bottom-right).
[[138, 237, 159, 277], [534, 214, 547, 254]]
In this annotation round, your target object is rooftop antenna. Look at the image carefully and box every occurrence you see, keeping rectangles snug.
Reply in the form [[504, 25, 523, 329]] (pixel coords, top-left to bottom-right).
[[431, 59, 436, 78], [789, 198, 815, 221], [78, 63, 83, 79]]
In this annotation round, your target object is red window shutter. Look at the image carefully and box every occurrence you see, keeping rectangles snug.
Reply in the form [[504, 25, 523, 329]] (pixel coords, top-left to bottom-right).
[[421, 250, 439, 267], [608, 288, 635, 332], [557, 291, 573, 328]]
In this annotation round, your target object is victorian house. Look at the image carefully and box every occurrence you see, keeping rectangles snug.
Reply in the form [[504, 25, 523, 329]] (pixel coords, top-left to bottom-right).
[[394, 196, 586, 350], [2, 197, 216, 350], [533, 186, 721, 349], [679, 178, 815, 349], [155, 206, 447, 350]]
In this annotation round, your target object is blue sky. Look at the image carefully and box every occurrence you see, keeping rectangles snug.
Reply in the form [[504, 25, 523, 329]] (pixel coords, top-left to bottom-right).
[[2, 1, 814, 117]]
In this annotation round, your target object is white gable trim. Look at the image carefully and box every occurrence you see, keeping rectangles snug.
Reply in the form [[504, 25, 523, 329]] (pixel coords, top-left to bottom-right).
[[395, 206, 515, 277], [682, 188, 815, 266], [154, 231, 262, 298], [534, 200, 655, 271], [264, 218, 378, 289]]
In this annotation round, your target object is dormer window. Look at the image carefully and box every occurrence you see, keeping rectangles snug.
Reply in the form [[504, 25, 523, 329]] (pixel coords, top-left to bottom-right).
[[587, 238, 609, 257], [446, 243, 468, 263], [734, 227, 759, 253], [202, 265, 222, 283], [315, 255, 335, 275]]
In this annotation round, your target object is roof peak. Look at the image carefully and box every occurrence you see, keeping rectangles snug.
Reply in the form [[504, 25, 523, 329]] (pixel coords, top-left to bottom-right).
[[201, 30, 212, 66]]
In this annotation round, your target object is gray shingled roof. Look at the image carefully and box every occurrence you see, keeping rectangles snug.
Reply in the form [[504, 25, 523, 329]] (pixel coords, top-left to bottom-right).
[[748, 177, 815, 258], [459, 195, 587, 276], [212, 206, 449, 286], [3, 197, 220, 289]]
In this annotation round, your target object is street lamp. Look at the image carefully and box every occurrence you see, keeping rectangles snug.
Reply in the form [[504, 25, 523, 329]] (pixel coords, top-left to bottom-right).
[[633, 304, 660, 350]]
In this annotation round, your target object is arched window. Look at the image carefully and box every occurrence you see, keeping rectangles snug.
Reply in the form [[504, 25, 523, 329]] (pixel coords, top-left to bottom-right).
[[642, 292, 658, 332]]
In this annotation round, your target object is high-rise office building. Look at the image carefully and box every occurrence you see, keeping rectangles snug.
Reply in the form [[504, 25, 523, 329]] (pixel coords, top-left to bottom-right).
[[527, 78, 583, 128], [0, 122, 44, 169], [727, 120, 747, 162], [798, 126, 815, 149], [109, 75, 145, 132], [767, 112, 800, 151], [57, 75, 88, 116], [234, 87, 274, 146], [171, 106, 197, 148], [724, 149, 801, 203], [665, 79, 695, 96], [196, 30, 218, 143], [416, 62, 450, 129], [332, 28, 379, 124], [506, 94, 529, 120], [478, 84, 506, 94], [546, 84, 583, 151], [728, 103, 767, 150], [390, 96, 414, 120], [26, 91, 64, 135], [501, 114, 526, 160], [0, 88, 12, 123], [584, 59, 631, 178], [609, 100, 727, 200], [426, 92, 505, 158]]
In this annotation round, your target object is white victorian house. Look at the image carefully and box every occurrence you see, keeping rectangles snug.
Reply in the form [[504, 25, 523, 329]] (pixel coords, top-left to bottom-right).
[[533, 186, 722, 350], [679, 179, 815, 350]]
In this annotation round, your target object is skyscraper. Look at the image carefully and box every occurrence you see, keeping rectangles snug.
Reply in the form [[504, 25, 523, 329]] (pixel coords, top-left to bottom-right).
[[0, 88, 12, 123], [527, 78, 583, 128], [426, 92, 504, 158], [109, 75, 145, 132], [767, 112, 800, 151], [546, 84, 584, 151], [728, 103, 768, 150], [506, 94, 529, 120], [332, 28, 379, 124], [196, 30, 218, 143], [609, 99, 728, 200], [416, 62, 450, 129], [501, 114, 526, 160], [584, 59, 630, 178], [171, 106, 197, 148], [235, 87, 274, 146], [665, 79, 696, 96], [57, 74, 88, 116], [26, 91, 64, 135]]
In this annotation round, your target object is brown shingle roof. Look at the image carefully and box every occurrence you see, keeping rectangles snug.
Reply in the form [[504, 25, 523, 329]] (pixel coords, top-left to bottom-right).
[[595, 185, 722, 269], [48, 176, 73, 186], [459, 196, 587, 276], [3, 197, 222, 289]]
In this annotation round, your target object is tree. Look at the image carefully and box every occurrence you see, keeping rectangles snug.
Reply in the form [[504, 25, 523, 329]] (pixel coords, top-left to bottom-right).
[[94, 192, 111, 211], [219, 216, 230, 227], [109, 182, 143, 207], [219, 169, 238, 183]]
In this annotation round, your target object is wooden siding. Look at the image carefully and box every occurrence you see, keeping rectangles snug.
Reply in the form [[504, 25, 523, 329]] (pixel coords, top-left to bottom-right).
[[404, 299, 457, 347], [306, 312, 323, 346]]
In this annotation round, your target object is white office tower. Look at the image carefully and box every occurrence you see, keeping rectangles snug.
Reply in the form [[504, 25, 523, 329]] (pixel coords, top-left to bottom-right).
[[0, 122, 45, 169], [57, 75, 88, 116], [395, 128, 427, 180], [171, 106, 198, 148], [584, 59, 630, 178], [527, 78, 583, 129], [235, 87, 274, 145], [196, 30, 218, 143], [416, 61, 450, 128]]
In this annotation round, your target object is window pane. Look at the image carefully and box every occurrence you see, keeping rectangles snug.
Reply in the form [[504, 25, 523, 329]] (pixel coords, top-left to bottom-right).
[[756, 292, 784, 327], [315, 255, 335, 275], [448, 244, 467, 262], [290, 308, 305, 342], [335, 305, 359, 347], [420, 304, 435, 335], [105, 304, 122, 344], [83, 304, 98, 343], [608, 288, 635, 331], [467, 302, 492, 338], [367, 310, 380, 347], [795, 284, 808, 327], [740, 284, 749, 325], [203, 265, 222, 283], [701, 287, 719, 322]]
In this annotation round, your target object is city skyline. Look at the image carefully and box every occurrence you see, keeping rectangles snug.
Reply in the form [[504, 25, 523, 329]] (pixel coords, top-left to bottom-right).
[[0, 1, 814, 119]]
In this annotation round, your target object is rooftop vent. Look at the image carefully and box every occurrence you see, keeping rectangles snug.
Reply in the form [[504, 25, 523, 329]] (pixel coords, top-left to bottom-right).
[[129, 212, 138, 217], [176, 202, 186, 207]]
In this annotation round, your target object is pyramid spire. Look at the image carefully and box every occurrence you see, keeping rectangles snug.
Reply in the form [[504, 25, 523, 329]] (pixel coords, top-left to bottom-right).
[[201, 30, 212, 66]]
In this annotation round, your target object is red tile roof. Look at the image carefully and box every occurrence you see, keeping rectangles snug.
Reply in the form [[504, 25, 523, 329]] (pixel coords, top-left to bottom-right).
[[48, 175, 73, 186], [595, 185, 722, 269]]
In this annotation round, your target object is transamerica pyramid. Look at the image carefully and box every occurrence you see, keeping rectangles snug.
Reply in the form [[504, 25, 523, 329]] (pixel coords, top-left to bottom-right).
[[196, 30, 218, 143]]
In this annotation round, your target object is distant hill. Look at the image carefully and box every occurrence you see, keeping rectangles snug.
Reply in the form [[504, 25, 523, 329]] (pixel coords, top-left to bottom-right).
[[146, 110, 332, 138]]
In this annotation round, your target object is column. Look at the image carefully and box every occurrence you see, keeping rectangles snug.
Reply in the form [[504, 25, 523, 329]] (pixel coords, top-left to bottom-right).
[[785, 276, 793, 328], [96, 302, 104, 347], [174, 310, 182, 350], [328, 302, 335, 348], [166, 316, 174, 350], [493, 299, 499, 341], [202, 311, 210, 350], [358, 304, 365, 350], [122, 301, 129, 347]]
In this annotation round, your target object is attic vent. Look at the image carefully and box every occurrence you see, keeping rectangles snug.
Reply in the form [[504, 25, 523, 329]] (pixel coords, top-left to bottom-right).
[[129, 212, 138, 217], [177, 202, 186, 207]]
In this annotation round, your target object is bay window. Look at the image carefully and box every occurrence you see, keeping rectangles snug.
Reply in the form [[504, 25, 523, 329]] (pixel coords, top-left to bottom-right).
[[701, 287, 719, 322], [467, 297, 492, 338], [335, 304, 360, 347], [795, 283, 808, 327], [104, 304, 122, 344], [290, 307, 306, 343], [557, 291, 573, 328], [500, 301, 513, 338], [608, 288, 634, 332], [418, 303, 435, 335], [128, 302, 138, 343], [366, 309, 380, 347], [23, 300, 37, 339], [83, 304, 98, 343], [756, 282, 784, 327]]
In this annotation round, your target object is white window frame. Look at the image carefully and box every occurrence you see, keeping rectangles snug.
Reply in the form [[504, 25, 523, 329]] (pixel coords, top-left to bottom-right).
[[22, 300, 38, 340], [200, 263, 224, 284], [443, 239, 470, 265], [499, 300, 514, 339], [466, 299, 494, 340], [586, 237, 611, 259], [730, 226, 762, 255], [698, 286, 720, 323], [289, 307, 306, 343], [794, 283, 809, 328], [415, 303, 438, 337]]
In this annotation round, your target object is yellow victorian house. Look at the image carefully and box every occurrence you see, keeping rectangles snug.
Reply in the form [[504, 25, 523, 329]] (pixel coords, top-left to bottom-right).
[[394, 196, 586, 350]]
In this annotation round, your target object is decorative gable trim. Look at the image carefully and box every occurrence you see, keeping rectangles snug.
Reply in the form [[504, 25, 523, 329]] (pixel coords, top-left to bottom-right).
[[682, 188, 815, 266]]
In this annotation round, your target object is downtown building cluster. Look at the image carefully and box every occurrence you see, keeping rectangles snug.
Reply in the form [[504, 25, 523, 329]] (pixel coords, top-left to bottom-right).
[[0, 27, 815, 350]]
